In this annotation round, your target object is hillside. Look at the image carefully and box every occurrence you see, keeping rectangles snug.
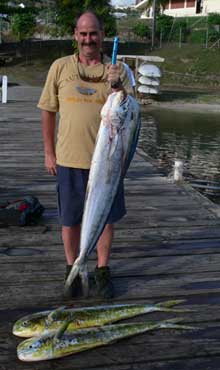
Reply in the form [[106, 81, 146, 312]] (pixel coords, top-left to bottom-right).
[[149, 44, 220, 90]]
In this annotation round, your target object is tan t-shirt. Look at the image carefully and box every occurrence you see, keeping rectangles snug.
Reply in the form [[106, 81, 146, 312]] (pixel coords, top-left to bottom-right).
[[38, 54, 132, 169]]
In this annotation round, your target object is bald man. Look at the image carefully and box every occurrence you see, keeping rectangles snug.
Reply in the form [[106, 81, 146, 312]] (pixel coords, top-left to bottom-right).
[[38, 11, 133, 299]]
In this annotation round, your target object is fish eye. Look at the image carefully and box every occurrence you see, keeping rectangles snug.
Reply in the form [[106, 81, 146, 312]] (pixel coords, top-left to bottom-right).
[[23, 321, 29, 327]]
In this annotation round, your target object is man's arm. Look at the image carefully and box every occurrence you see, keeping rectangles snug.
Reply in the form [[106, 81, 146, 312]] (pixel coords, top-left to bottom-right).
[[41, 110, 57, 176], [107, 63, 133, 96], [108, 64, 124, 92]]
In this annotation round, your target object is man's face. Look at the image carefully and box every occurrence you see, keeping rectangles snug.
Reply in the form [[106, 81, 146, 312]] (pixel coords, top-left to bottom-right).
[[74, 14, 104, 59]]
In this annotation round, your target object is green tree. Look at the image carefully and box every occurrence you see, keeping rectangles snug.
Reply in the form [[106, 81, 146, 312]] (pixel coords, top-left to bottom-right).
[[207, 13, 220, 43], [133, 22, 150, 39], [145, 0, 169, 10], [156, 14, 173, 37], [156, 14, 188, 42], [11, 12, 36, 41], [208, 12, 220, 25], [54, 0, 116, 37]]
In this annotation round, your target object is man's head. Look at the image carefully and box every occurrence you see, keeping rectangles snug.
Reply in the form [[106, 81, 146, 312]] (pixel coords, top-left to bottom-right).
[[74, 11, 104, 61]]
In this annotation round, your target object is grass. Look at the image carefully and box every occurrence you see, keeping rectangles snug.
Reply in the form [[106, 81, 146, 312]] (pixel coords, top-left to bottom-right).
[[148, 43, 220, 89]]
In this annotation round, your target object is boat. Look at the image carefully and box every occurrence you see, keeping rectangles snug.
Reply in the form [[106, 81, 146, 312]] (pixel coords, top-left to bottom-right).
[[116, 55, 164, 97], [138, 63, 162, 78], [137, 85, 159, 95], [138, 76, 160, 86]]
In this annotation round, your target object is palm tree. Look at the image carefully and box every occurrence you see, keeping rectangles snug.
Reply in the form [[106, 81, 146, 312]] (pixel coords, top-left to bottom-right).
[[146, 0, 169, 48], [146, 0, 169, 13]]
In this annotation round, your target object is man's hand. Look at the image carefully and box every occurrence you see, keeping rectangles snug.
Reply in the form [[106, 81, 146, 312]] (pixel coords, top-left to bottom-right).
[[41, 110, 57, 176], [107, 64, 122, 89], [45, 152, 57, 176]]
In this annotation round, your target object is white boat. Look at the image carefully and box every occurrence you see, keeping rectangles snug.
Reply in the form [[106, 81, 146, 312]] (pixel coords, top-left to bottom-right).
[[137, 85, 159, 95], [117, 55, 165, 63], [138, 63, 162, 78], [138, 76, 160, 86]]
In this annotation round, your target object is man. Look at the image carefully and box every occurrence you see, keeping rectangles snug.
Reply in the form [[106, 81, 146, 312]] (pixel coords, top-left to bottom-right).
[[38, 11, 133, 299]]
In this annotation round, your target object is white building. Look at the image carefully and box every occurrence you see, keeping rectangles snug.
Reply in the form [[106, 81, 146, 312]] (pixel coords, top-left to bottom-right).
[[135, 0, 220, 18]]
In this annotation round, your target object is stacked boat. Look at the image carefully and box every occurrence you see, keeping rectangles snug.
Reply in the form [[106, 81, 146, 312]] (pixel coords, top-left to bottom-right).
[[137, 63, 161, 95]]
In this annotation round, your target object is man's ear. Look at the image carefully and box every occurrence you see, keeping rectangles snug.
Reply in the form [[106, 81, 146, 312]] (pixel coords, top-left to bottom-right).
[[74, 28, 78, 41]]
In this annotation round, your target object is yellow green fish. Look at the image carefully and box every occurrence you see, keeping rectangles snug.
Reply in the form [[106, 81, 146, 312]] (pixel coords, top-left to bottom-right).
[[13, 299, 190, 338], [17, 318, 195, 362]]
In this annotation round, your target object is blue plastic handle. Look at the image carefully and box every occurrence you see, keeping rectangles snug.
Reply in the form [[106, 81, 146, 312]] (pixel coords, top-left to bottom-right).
[[112, 37, 119, 65]]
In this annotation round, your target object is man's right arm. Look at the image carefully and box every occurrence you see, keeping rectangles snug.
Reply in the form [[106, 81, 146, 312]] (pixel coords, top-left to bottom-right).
[[41, 110, 57, 176]]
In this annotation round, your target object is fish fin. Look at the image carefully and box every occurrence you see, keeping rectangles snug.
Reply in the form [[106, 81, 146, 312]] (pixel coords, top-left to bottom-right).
[[158, 318, 197, 331], [155, 299, 193, 313], [109, 133, 119, 158], [122, 111, 141, 176], [79, 265, 89, 298], [53, 321, 71, 341], [47, 306, 66, 323], [64, 260, 81, 298]]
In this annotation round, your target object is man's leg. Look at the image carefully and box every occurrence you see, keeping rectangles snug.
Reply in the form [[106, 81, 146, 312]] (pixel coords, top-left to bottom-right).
[[62, 224, 82, 296], [62, 225, 80, 265], [95, 224, 114, 298], [97, 224, 114, 267]]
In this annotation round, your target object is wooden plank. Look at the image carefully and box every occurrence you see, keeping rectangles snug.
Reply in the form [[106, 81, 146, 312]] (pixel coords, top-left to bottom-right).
[[2, 253, 220, 280], [2, 271, 220, 309], [2, 238, 220, 260], [2, 225, 220, 246], [2, 324, 220, 369]]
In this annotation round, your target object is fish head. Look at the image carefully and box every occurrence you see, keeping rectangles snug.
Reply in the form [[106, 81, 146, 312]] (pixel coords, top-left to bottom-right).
[[17, 335, 53, 362], [111, 90, 127, 108], [13, 315, 47, 337], [101, 91, 129, 131]]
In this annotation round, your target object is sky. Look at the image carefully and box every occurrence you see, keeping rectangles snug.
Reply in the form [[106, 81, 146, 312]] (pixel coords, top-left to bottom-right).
[[111, 0, 136, 7]]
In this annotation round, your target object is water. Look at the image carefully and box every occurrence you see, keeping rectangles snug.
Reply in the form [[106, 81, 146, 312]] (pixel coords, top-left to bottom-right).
[[139, 107, 220, 200]]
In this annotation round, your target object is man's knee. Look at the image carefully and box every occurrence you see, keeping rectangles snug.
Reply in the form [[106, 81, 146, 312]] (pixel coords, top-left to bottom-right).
[[62, 224, 81, 237]]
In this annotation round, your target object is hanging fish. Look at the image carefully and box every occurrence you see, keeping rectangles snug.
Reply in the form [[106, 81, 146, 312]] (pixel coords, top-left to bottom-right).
[[64, 90, 141, 297]]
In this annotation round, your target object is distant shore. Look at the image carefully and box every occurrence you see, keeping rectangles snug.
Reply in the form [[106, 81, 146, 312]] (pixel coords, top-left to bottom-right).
[[3, 62, 220, 114], [148, 101, 220, 113], [139, 87, 220, 114]]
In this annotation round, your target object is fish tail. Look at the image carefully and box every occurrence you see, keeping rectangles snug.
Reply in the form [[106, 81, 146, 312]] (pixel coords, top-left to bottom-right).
[[79, 265, 89, 298], [157, 317, 197, 331], [64, 261, 80, 298], [155, 299, 192, 313]]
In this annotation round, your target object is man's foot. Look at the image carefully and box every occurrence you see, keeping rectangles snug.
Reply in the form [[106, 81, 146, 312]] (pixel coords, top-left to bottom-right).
[[94, 266, 114, 299], [64, 265, 82, 297]]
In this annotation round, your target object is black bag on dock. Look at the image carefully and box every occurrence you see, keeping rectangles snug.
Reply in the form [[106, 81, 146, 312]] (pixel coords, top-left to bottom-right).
[[0, 196, 44, 226]]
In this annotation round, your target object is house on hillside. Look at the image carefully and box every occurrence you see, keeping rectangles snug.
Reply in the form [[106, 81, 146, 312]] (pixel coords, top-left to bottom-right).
[[135, 0, 220, 18]]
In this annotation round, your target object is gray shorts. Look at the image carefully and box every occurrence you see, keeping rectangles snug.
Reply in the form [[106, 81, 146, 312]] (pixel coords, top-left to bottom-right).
[[56, 165, 126, 227]]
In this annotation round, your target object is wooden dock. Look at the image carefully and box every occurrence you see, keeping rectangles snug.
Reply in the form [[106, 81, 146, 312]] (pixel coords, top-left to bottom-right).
[[1, 86, 220, 369]]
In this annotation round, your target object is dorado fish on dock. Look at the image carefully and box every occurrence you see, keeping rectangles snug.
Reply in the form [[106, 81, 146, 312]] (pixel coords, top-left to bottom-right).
[[13, 299, 189, 338], [17, 318, 194, 361], [64, 91, 141, 297]]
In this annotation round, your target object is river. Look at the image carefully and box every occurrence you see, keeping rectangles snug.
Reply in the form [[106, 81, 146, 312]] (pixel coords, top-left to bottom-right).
[[139, 106, 220, 201]]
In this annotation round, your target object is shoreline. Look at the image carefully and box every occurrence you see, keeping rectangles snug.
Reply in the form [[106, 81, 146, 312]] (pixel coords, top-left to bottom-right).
[[3, 64, 220, 114], [144, 101, 220, 113], [139, 87, 220, 113]]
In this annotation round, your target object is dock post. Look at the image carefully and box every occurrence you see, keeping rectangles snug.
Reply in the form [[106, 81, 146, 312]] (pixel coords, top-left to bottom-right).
[[2, 75, 8, 104], [174, 160, 184, 182]]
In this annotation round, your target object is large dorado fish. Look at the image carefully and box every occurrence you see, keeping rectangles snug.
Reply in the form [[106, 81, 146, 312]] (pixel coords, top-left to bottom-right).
[[17, 318, 194, 361], [13, 299, 189, 338], [64, 91, 141, 297]]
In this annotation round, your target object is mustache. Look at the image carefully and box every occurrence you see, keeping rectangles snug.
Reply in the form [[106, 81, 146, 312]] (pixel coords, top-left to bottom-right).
[[82, 41, 97, 47]]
